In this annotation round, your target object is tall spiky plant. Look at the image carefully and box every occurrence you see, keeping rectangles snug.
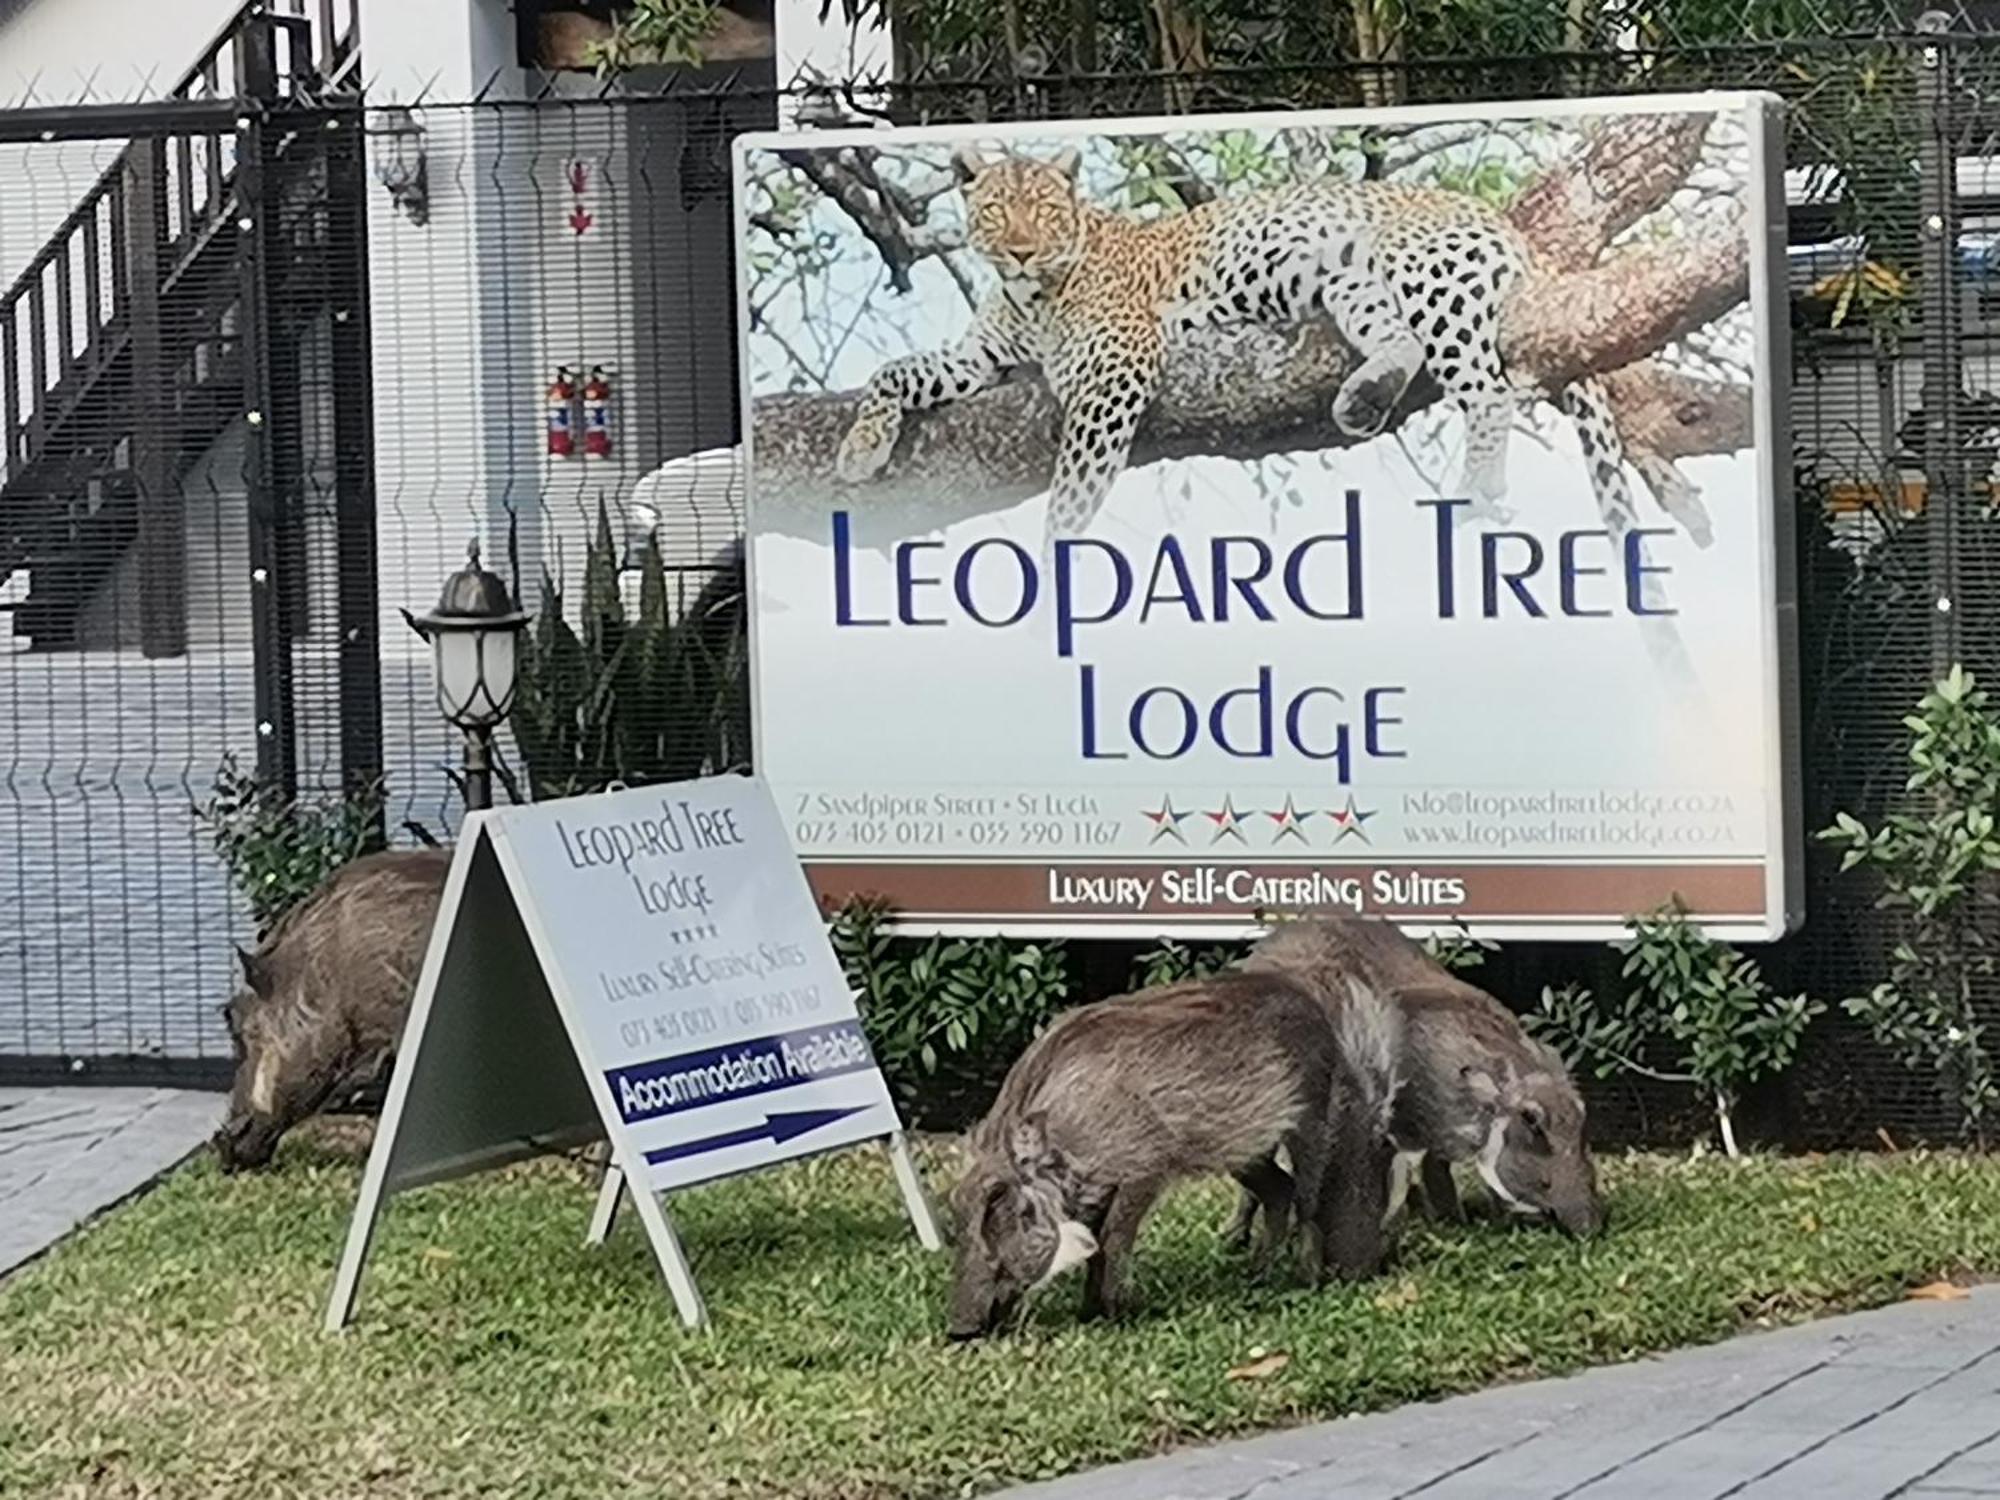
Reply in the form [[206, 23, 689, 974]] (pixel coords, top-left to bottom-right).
[[510, 499, 750, 801]]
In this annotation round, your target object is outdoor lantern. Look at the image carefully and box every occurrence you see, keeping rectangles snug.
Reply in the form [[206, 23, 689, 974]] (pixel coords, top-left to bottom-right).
[[370, 104, 430, 226], [403, 538, 531, 811]]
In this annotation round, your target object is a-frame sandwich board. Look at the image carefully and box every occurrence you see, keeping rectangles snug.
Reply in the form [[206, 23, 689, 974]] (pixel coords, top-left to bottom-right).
[[324, 775, 940, 1334]]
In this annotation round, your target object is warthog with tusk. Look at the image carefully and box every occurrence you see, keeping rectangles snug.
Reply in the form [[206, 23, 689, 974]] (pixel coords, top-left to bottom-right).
[[943, 968, 1403, 1341], [1228, 915, 1606, 1242]]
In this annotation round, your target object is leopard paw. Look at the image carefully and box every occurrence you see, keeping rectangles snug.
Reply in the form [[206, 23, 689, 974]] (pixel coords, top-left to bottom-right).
[[1331, 364, 1412, 439], [835, 409, 901, 485]]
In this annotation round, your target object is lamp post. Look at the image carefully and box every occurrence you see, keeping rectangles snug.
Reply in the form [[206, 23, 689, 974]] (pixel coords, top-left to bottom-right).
[[403, 539, 531, 813], [370, 104, 429, 226]]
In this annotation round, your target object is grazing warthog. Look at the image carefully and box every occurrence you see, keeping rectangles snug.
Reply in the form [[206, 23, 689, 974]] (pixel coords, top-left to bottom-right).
[[1230, 915, 1606, 1240], [212, 847, 450, 1172], [943, 970, 1401, 1341]]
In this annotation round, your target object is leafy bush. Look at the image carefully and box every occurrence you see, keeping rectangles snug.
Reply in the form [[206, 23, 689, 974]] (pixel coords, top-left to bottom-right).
[[1119, 919, 1500, 991], [1421, 923, 1500, 974], [1820, 664, 2000, 1142], [1525, 896, 1822, 1157], [1127, 937, 1242, 990], [829, 898, 1073, 1128], [510, 501, 749, 801], [190, 753, 392, 932]]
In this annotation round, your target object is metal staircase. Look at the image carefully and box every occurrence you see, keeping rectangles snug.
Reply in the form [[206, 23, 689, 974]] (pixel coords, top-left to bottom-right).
[[0, 0, 359, 652]]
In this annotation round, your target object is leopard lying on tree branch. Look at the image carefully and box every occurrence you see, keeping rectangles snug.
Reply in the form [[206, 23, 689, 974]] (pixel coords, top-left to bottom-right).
[[747, 121, 1751, 566]]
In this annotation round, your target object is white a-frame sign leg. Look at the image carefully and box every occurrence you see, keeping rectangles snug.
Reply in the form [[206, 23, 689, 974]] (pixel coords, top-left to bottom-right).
[[326, 775, 940, 1334]]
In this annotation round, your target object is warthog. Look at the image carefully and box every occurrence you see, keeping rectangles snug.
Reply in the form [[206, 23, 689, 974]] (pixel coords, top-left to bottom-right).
[[1229, 915, 1605, 1239], [212, 847, 451, 1172], [943, 969, 1400, 1340]]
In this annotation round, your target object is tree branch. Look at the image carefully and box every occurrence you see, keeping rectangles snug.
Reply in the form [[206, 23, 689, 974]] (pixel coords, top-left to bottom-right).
[[774, 149, 963, 295], [1505, 113, 1714, 271], [754, 321, 1445, 543], [1501, 218, 1749, 389], [1601, 362, 1755, 463]]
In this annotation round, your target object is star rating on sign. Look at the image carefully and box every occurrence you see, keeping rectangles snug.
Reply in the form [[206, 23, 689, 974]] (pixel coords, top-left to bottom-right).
[[1265, 794, 1314, 845], [1205, 795, 1248, 844], [1139, 793, 1377, 846], [1143, 794, 1191, 845], [1327, 793, 1376, 844]]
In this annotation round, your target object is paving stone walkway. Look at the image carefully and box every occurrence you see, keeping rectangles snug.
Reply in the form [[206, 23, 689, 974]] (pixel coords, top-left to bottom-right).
[[0, 1086, 224, 1277], [997, 1284, 2000, 1500]]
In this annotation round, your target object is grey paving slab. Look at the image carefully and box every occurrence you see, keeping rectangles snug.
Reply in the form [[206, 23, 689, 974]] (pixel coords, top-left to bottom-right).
[[0, 1085, 224, 1276], [1725, 1355, 2000, 1499], [993, 1286, 2000, 1500], [1915, 1437, 2000, 1495]]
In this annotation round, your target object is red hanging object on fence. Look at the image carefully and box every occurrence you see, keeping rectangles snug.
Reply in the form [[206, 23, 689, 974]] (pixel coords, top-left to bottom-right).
[[547, 366, 576, 458], [582, 366, 613, 459]]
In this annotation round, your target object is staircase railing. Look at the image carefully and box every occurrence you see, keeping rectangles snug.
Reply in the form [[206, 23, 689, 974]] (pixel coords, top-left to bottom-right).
[[0, 0, 357, 491]]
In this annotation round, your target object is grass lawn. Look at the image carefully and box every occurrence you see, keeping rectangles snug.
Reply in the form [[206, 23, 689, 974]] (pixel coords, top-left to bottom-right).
[[5, 1127, 2000, 1500]]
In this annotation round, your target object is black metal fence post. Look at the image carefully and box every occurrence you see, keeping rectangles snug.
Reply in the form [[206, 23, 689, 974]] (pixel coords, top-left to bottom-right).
[[325, 106, 385, 840], [235, 17, 297, 801], [1917, 11, 1965, 680]]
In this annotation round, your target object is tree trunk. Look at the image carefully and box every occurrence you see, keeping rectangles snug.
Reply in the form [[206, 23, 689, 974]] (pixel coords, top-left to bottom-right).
[[1716, 1091, 1741, 1159]]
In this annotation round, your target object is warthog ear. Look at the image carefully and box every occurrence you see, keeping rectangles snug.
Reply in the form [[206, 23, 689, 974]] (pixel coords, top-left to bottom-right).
[[951, 144, 990, 184], [234, 945, 265, 992]]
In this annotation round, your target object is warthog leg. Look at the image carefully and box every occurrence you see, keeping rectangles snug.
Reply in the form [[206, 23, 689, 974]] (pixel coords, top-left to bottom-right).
[[1081, 1177, 1164, 1322]]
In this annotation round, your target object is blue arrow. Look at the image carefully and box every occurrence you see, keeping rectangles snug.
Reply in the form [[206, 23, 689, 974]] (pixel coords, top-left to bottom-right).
[[640, 1104, 872, 1166]]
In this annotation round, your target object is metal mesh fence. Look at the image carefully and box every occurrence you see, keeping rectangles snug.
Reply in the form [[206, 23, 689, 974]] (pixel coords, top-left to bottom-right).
[[0, 1, 365, 1079], [1, 1, 1998, 1145]]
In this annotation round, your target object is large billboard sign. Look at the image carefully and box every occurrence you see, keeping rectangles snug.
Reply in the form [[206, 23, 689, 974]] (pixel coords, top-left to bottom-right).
[[733, 92, 1801, 941]]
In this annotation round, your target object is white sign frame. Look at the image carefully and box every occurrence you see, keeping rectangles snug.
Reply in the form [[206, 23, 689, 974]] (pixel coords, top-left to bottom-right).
[[325, 778, 942, 1334]]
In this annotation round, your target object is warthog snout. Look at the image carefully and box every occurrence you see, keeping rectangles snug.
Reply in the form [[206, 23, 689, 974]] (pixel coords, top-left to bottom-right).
[[1550, 1191, 1607, 1238], [944, 1118, 1104, 1341], [212, 1110, 282, 1174], [1465, 1064, 1606, 1239], [944, 1291, 1017, 1343]]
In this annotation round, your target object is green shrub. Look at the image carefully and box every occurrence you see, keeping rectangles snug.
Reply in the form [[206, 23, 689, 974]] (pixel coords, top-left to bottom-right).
[[1421, 924, 1500, 973], [1820, 664, 2000, 1142], [189, 753, 393, 932], [1127, 937, 1242, 990], [1525, 896, 1822, 1157], [510, 501, 749, 802], [829, 898, 1073, 1129]]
